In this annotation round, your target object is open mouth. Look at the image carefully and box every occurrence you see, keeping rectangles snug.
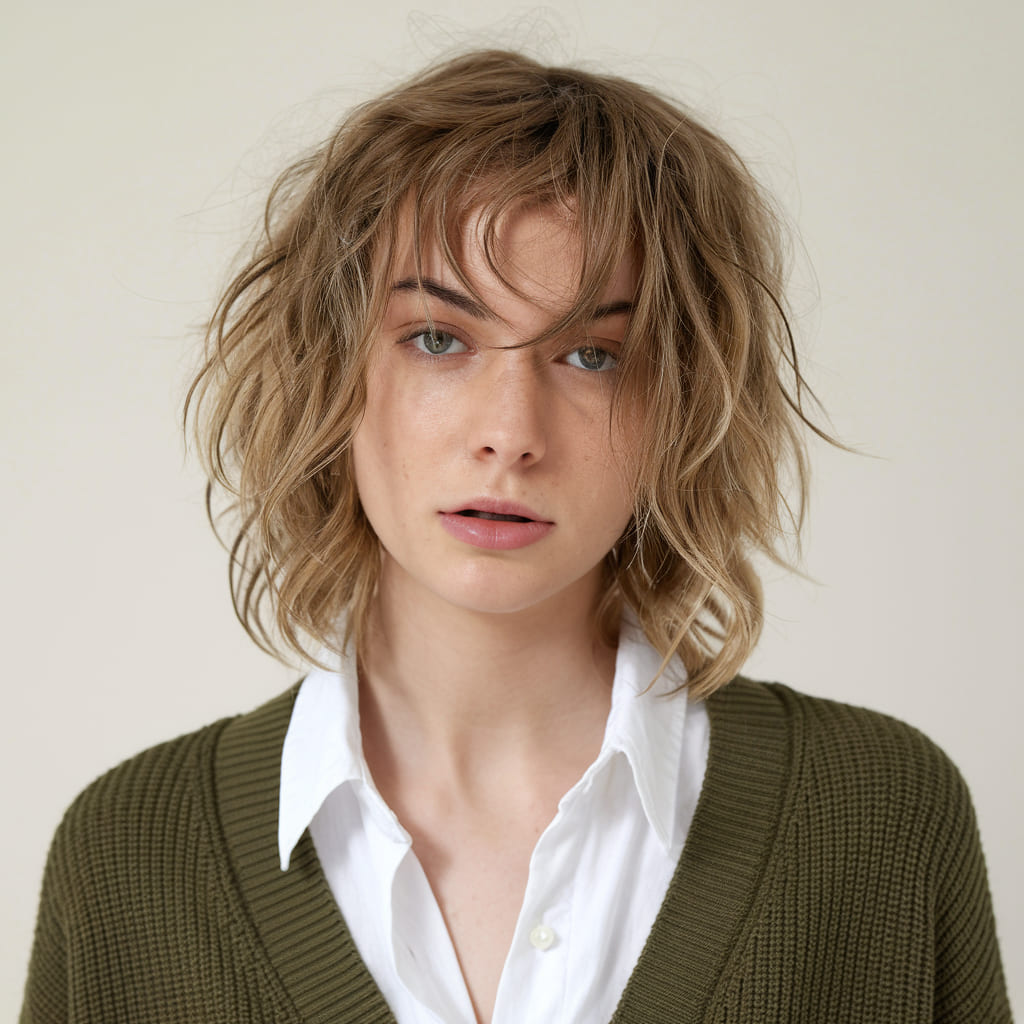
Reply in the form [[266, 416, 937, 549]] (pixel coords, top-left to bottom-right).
[[440, 504, 553, 549], [456, 510, 533, 523]]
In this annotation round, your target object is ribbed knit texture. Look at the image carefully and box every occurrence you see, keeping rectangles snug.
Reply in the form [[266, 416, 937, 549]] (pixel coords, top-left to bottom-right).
[[21, 679, 1012, 1023]]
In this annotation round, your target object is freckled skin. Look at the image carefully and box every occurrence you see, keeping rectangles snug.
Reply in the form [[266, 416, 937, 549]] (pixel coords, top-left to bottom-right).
[[351, 204, 639, 624], [350, 204, 641, 1023]]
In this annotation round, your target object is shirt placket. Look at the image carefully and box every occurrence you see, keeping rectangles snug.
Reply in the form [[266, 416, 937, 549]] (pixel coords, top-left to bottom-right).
[[490, 772, 599, 1024]]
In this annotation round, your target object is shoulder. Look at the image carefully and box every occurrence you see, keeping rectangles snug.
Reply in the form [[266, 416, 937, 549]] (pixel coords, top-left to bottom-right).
[[48, 687, 298, 886], [776, 679, 966, 794], [683, 683, 1010, 1020], [713, 677, 979, 859], [718, 675, 966, 782], [48, 717, 230, 882]]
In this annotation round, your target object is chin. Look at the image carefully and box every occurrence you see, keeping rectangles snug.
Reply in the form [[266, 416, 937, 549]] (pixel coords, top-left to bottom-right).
[[439, 564, 602, 621]]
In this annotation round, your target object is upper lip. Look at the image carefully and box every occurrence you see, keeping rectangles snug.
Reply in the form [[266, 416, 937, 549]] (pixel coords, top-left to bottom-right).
[[442, 497, 552, 522]]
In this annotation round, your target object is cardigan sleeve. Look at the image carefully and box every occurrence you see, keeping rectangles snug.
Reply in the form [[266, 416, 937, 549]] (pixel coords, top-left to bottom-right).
[[930, 759, 1012, 1023], [20, 826, 70, 1024]]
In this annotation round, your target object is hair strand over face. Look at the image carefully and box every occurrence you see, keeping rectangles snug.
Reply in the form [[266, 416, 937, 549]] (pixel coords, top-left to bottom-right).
[[185, 48, 836, 697]]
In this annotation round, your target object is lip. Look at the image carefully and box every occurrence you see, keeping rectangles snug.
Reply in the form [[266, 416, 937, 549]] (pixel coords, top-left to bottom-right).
[[438, 497, 554, 551], [441, 497, 552, 522]]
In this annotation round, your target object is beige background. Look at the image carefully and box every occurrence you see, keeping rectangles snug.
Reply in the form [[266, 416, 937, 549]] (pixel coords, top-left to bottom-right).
[[4, 0, 1021, 1012]]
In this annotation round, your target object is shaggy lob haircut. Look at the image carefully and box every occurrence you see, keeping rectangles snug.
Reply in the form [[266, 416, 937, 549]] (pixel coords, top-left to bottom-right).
[[188, 48, 825, 698]]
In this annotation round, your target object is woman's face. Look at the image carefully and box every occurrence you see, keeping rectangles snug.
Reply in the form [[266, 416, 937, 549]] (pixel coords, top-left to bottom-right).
[[351, 204, 638, 624]]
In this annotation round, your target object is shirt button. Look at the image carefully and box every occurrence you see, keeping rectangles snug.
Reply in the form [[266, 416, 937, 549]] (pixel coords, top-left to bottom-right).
[[529, 924, 556, 951]]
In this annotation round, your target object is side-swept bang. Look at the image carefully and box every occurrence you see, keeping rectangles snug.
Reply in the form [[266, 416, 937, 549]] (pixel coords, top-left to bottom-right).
[[188, 49, 826, 696]]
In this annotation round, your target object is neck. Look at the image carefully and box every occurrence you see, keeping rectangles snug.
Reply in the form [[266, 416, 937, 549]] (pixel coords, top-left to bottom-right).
[[357, 562, 617, 790]]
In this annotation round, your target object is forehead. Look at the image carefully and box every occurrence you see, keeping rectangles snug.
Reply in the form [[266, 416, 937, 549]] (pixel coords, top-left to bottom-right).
[[386, 197, 637, 316]]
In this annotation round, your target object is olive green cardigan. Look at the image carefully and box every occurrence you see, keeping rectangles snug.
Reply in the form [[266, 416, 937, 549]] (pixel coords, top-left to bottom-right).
[[21, 679, 1011, 1022]]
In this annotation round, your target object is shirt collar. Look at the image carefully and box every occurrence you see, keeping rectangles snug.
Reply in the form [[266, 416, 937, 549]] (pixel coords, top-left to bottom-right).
[[596, 610, 689, 851], [278, 652, 368, 870], [278, 613, 690, 869]]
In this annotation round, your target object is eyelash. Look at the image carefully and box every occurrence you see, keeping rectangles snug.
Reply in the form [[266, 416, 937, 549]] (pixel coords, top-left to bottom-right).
[[565, 345, 618, 372], [402, 328, 468, 357], [400, 326, 618, 372]]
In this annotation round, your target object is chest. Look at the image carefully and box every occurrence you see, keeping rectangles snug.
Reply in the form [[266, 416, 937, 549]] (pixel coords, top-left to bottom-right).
[[410, 822, 540, 1023], [312, 758, 683, 1024]]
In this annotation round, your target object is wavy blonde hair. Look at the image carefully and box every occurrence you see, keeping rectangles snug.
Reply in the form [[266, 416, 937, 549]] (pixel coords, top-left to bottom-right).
[[187, 49, 828, 698]]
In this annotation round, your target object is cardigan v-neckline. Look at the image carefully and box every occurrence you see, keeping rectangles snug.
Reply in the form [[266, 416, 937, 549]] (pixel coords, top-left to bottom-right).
[[213, 678, 794, 1024]]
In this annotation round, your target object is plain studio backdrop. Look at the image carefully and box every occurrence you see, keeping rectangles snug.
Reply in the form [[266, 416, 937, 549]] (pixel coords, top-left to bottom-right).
[[3, 0, 1021, 1013]]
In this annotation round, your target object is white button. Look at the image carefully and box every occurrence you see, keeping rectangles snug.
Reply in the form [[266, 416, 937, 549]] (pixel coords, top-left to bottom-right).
[[529, 924, 556, 951]]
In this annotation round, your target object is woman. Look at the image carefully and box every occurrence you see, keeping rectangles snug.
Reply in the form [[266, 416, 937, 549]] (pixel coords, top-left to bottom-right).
[[21, 50, 1010, 1023]]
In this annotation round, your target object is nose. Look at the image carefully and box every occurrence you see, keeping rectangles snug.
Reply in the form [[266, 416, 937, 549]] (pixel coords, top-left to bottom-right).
[[467, 351, 548, 467]]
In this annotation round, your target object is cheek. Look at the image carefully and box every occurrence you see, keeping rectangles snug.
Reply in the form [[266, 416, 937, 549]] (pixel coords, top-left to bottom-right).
[[576, 441, 636, 547], [605, 410, 641, 503], [351, 387, 406, 550], [350, 375, 394, 502], [351, 367, 450, 498]]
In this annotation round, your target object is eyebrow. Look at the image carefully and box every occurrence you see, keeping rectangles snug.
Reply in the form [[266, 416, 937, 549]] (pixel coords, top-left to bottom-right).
[[391, 277, 496, 320], [390, 277, 634, 322]]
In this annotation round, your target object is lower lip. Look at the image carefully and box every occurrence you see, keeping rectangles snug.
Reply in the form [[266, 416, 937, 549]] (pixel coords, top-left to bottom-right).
[[439, 513, 554, 550]]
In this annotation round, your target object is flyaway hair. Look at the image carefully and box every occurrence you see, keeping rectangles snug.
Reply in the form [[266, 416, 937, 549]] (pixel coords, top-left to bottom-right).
[[187, 49, 831, 697]]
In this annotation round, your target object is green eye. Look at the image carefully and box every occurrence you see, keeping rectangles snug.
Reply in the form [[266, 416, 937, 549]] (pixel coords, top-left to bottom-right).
[[411, 330, 467, 356], [567, 345, 617, 371]]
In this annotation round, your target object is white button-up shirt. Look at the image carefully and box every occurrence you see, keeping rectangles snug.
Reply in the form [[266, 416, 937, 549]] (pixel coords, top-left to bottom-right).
[[278, 616, 709, 1024]]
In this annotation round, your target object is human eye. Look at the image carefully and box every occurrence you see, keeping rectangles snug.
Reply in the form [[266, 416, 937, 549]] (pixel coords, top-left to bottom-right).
[[405, 328, 469, 357], [565, 344, 618, 372]]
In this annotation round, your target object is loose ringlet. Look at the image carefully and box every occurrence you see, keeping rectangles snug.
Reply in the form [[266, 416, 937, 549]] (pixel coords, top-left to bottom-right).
[[186, 49, 831, 697]]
